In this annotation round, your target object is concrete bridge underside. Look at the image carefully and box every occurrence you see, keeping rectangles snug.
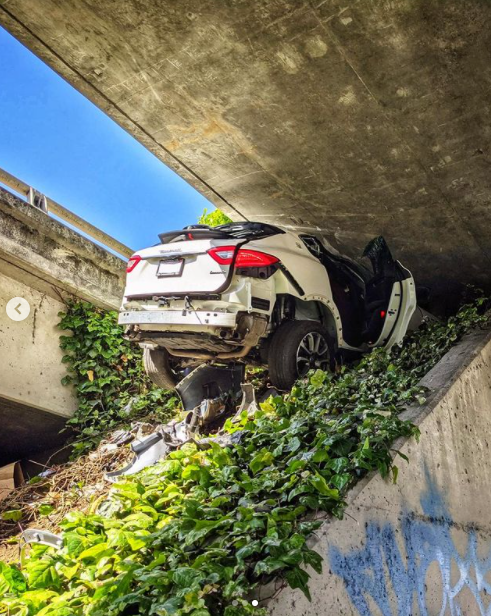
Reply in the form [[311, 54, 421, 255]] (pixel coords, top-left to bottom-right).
[[1, 0, 491, 302]]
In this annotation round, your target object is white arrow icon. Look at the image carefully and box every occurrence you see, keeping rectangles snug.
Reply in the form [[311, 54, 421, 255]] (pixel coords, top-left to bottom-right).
[[6, 297, 31, 322]]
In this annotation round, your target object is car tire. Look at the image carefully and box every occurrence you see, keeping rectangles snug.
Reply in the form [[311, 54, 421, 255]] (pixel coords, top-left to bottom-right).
[[268, 320, 334, 390], [142, 348, 178, 390]]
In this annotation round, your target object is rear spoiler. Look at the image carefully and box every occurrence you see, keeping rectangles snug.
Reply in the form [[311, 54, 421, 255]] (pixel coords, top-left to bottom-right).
[[158, 222, 285, 244], [158, 228, 229, 244]]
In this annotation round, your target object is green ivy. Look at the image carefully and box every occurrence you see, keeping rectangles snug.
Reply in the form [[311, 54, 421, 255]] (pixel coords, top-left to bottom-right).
[[58, 300, 179, 456], [0, 299, 488, 615]]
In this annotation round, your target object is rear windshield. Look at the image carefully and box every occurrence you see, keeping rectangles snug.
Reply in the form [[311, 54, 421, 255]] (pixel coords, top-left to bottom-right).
[[158, 222, 284, 244]]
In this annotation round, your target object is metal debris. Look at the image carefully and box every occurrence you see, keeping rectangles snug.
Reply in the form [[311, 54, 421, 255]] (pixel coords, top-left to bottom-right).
[[176, 363, 245, 411], [105, 368, 268, 480], [106, 433, 169, 482], [21, 528, 62, 549]]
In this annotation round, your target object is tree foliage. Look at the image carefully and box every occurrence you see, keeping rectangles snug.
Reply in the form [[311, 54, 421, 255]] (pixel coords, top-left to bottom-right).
[[197, 208, 233, 227], [0, 299, 488, 615]]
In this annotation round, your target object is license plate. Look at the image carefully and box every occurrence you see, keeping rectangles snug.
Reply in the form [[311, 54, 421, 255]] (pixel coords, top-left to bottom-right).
[[157, 258, 183, 277]]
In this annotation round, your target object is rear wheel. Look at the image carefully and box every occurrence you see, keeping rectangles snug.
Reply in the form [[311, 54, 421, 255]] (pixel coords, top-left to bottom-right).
[[142, 348, 179, 390], [268, 320, 333, 390]]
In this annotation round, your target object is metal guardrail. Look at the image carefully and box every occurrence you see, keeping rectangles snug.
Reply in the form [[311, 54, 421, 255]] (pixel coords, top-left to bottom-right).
[[0, 166, 133, 259]]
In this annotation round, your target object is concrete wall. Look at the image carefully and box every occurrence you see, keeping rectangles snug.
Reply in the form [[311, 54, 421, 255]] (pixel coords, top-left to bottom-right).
[[0, 187, 127, 464], [0, 271, 76, 419], [267, 328, 491, 616]]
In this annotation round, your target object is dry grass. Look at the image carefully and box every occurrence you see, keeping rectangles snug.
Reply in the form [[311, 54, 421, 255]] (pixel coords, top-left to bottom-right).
[[0, 443, 132, 563]]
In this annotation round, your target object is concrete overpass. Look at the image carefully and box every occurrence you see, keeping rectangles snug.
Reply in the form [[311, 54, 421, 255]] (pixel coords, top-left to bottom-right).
[[1, 0, 490, 304], [0, 183, 126, 465]]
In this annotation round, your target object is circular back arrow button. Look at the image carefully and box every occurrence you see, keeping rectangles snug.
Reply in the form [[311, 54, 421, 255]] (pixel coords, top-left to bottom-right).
[[6, 297, 31, 322]]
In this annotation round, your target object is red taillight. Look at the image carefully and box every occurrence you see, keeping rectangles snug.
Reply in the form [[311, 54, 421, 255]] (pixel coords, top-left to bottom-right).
[[380, 310, 386, 318], [235, 249, 279, 267], [207, 246, 279, 268], [126, 254, 142, 273]]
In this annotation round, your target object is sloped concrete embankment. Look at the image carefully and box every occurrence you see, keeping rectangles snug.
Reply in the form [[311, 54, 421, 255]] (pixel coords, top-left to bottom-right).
[[268, 328, 491, 616]]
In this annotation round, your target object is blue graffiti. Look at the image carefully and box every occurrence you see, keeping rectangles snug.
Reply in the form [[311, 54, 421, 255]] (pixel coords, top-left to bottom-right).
[[329, 468, 491, 616]]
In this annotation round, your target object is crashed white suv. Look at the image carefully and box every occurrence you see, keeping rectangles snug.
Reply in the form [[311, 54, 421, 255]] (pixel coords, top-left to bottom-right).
[[119, 222, 416, 390]]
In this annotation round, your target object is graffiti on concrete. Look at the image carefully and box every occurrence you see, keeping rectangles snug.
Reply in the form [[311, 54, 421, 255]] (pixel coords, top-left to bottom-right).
[[329, 468, 491, 616]]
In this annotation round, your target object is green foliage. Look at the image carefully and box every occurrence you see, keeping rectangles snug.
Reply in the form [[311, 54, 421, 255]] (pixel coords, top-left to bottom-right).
[[198, 208, 233, 227], [58, 300, 179, 455], [0, 299, 488, 615]]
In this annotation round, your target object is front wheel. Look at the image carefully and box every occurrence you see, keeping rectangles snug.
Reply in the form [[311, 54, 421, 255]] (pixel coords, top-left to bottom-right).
[[268, 320, 334, 390], [142, 348, 179, 390]]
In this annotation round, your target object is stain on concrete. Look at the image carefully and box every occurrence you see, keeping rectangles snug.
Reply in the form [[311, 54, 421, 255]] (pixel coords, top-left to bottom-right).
[[275, 43, 304, 74], [304, 35, 328, 59], [338, 85, 357, 106], [31, 292, 46, 344]]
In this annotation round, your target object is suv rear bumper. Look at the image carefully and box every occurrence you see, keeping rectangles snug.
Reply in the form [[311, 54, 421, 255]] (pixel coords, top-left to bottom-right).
[[119, 310, 238, 328]]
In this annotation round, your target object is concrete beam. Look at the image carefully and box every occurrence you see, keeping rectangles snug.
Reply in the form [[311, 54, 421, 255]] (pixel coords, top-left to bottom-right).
[[0, 187, 125, 310], [0, 166, 134, 259], [1, 0, 490, 299]]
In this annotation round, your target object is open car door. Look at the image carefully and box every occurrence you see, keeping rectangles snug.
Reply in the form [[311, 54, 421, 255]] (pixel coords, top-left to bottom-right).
[[362, 237, 417, 349]]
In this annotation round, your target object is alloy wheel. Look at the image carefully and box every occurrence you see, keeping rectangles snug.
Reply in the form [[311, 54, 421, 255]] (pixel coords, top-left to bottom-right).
[[296, 331, 330, 376]]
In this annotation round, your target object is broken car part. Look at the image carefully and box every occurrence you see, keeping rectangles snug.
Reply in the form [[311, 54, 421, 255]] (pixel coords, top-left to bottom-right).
[[105, 432, 168, 482], [176, 363, 245, 411], [21, 529, 62, 549]]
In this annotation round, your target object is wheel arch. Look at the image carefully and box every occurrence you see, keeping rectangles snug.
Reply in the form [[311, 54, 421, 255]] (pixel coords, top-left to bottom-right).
[[293, 297, 339, 349], [271, 293, 343, 349]]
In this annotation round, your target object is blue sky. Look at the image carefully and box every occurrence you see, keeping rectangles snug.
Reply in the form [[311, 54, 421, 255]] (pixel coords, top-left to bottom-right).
[[0, 26, 212, 253]]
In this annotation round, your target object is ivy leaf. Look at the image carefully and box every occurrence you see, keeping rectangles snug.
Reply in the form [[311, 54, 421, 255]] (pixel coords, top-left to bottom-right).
[[79, 542, 111, 561], [0, 563, 26, 593], [125, 532, 147, 551], [250, 450, 274, 474], [38, 504, 55, 516], [1, 509, 22, 522], [392, 465, 399, 484], [26, 560, 60, 590], [302, 549, 323, 574], [64, 532, 89, 557], [310, 369, 326, 388], [310, 474, 339, 500], [285, 567, 311, 601], [172, 567, 204, 589]]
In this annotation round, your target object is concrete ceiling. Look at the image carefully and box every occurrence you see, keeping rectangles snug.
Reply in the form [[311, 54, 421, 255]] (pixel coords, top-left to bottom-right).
[[2, 0, 491, 300]]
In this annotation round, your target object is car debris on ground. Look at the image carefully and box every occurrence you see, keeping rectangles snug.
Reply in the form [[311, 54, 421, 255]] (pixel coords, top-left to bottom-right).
[[0, 364, 271, 563]]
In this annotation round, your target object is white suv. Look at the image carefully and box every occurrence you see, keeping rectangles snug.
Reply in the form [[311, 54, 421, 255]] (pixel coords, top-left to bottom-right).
[[119, 222, 416, 390]]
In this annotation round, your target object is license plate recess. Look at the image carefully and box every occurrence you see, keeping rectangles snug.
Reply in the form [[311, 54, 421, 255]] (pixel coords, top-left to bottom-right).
[[157, 258, 184, 277]]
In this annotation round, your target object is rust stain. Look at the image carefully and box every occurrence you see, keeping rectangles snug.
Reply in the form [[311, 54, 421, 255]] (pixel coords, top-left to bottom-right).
[[164, 118, 225, 152]]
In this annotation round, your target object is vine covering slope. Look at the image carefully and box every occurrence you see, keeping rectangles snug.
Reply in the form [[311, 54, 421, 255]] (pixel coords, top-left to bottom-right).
[[0, 299, 488, 616], [58, 301, 179, 456]]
